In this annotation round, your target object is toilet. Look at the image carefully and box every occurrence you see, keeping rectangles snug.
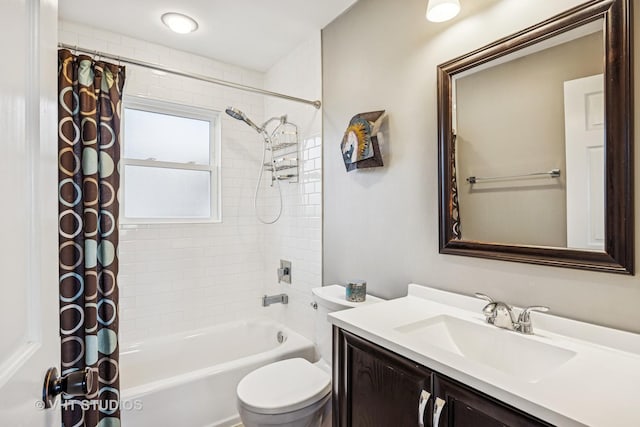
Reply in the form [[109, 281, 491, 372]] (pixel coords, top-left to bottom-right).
[[236, 285, 383, 427]]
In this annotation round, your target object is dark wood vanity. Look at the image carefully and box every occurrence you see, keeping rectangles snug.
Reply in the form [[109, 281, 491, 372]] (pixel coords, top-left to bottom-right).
[[332, 327, 553, 427]]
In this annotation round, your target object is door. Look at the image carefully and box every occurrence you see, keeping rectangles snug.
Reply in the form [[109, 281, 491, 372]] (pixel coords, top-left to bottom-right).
[[335, 329, 433, 427], [432, 375, 551, 427], [564, 74, 605, 250], [0, 0, 59, 426]]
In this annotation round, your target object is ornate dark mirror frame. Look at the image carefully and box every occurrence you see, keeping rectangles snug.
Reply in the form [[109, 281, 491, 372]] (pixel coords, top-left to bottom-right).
[[437, 0, 634, 274]]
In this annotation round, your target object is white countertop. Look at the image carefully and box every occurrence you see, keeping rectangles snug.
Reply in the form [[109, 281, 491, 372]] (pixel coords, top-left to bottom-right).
[[328, 284, 640, 427]]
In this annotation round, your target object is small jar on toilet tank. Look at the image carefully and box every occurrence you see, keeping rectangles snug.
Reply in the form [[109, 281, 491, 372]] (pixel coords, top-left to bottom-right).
[[346, 280, 366, 302]]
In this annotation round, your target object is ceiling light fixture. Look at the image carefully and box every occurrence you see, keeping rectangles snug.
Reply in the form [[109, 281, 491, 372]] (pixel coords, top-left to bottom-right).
[[161, 12, 199, 34], [426, 0, 461, 22]]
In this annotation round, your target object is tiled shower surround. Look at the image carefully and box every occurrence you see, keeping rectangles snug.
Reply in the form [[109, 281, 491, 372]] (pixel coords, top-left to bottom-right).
[[58, 21, 322, 345]]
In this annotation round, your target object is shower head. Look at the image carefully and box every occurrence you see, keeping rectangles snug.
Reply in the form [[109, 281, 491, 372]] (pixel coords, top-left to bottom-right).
[[225, 107, 244, 121], [225, 107, 261, 132]]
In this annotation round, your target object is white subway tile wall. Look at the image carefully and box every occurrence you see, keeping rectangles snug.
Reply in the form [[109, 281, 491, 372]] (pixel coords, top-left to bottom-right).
[[262, 35, 323, 342], [59, 21, 322, 345]]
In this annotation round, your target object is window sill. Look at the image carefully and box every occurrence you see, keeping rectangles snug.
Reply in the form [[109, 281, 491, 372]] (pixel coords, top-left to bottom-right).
[[119, 218, 222, 229]]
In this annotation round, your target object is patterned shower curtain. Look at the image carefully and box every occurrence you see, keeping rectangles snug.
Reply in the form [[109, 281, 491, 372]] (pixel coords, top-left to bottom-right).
[[58, 49, 125, 427], [451, 133, 461, 239]]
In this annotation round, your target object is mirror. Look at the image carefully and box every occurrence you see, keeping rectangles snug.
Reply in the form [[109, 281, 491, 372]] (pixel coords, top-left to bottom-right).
[[455, 21, 604, 250], [437, 0, 633, 274]]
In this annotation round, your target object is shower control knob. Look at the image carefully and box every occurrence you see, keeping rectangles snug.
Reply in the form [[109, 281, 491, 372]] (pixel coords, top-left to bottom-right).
[[42, 367, 93, 409]]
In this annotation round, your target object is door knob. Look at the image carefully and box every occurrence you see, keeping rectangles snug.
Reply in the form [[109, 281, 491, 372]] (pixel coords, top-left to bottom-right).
[[42, 367, 93, 409]]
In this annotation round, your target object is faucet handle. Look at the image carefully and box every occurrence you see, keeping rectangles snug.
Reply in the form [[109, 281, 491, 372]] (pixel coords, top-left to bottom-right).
[[474, 293, 494, 303], [518, 305, 550, 322], [475, 294, 497, 324], [517, 306, 549, 334], [480, 302, 498, 322]]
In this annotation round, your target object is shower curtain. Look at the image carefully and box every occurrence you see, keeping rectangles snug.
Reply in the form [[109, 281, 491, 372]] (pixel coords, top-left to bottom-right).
[[452, 133, 461, 239], [57, 49, 125, 427]]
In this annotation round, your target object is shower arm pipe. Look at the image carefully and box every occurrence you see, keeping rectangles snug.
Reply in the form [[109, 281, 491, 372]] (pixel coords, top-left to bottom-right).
[[57, 42, 322, 109]]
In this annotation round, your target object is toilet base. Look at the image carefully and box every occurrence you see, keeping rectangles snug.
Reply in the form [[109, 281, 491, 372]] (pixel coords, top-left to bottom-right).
[[238, 392, 330, 427]]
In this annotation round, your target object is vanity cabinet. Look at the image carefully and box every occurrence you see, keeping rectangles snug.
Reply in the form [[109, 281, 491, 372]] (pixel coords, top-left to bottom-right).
[[334, 328, 433, 426], [333, 327, 553, 427]]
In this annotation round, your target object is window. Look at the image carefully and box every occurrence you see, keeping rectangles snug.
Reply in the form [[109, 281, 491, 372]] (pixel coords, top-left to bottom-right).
[[121, 97, 220, 223]]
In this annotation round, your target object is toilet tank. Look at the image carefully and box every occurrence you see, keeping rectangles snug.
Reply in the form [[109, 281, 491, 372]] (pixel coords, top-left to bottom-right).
[[312, 285, 384, 365]]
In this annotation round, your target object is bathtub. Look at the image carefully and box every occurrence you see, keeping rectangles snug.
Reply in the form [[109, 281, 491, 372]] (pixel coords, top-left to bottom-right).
[[120, 319, 316, 427]]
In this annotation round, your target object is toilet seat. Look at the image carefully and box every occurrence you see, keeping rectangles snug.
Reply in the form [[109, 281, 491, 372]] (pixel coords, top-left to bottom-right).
[[237, 358, 331, 415]]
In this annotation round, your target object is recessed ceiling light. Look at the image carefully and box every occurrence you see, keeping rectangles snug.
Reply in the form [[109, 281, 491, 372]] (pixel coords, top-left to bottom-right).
[[426, 0, 461, 23], [161, 12, 199, 34]]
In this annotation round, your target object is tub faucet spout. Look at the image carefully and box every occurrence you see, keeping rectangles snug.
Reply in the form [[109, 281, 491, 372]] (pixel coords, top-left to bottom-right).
[[262, 293, 288, 307]]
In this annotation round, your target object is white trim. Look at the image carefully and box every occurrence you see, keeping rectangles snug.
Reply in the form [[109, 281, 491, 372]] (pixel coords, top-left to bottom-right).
[[0, 0, 59, 408], [124, 95, 221, 122], [124, 159, 211, 171], [25, 0, 41, 344], [0, 0, 44, 386], [120, 95, 222, 224]]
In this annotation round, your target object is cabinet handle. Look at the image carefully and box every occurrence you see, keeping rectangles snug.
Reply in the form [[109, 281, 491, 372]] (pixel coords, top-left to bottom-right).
[[433, 397, 446, 426], [418, 390, 431, 427]]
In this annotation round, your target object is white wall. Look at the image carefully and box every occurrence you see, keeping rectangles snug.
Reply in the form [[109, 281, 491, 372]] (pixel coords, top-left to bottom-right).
[[322, 0, 640, 333], [58, 21, 323, 345], [262, 35, 323, 341]]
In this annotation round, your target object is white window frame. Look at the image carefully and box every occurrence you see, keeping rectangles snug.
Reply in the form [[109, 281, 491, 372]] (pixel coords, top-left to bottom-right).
[[120, 96, 221, 225]]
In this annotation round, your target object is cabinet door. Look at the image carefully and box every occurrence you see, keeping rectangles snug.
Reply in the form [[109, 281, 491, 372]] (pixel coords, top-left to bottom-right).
[[334, 328, 433, 427], [432, 375, 553, 427]]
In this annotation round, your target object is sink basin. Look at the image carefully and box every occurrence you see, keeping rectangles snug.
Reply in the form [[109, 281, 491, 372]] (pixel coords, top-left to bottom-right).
[[394, 315, 576, 382]]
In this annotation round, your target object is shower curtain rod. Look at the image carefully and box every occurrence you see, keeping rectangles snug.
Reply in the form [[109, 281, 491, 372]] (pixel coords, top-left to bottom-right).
[[58, 42, 322, 109]]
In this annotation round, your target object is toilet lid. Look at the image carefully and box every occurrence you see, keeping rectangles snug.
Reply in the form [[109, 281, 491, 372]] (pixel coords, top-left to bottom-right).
[[237, 358, 331, 415]]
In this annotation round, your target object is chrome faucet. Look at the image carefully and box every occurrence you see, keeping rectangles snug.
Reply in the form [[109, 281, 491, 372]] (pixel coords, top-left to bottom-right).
[[475, 293, 549, 335]]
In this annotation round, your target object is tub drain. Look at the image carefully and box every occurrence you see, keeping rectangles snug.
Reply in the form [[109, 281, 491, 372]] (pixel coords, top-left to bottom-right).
[[277, 331, 287, 343]]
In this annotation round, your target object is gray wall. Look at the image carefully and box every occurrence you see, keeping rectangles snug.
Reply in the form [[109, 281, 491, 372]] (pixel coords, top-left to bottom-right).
[[322, 0, 640, 333]]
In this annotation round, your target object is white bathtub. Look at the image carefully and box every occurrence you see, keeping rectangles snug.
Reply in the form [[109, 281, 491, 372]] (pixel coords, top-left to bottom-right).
[[120, 319, 316, 427]]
